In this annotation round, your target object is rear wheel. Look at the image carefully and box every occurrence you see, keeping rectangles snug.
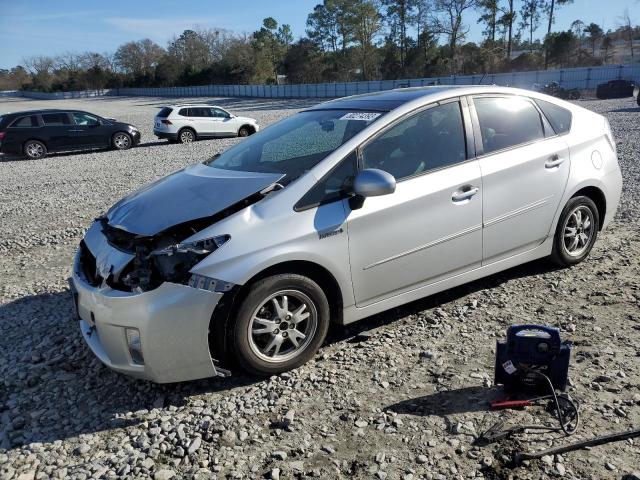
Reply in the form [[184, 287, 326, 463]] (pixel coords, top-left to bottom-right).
[[569, 90, 581, 100], [178, 128, 196, 143], [551, 196, 599, 267], [24, 140, 47, 159], [112, 132, 132, 150], [238, 127, 250, 137], [232, 274, 330, 376]]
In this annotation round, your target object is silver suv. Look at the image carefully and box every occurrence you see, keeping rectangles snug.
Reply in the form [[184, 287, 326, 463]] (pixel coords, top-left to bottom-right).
[[154, 104, 259, 143], [72, 86, 622, 382]]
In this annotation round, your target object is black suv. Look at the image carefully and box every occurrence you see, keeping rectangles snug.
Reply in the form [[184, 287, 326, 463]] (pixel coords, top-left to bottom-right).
[[0, 109, 141, 159], [595, 79, 636, 99]]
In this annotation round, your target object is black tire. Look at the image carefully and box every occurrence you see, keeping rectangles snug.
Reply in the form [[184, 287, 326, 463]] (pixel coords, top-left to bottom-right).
[[569, 90, 581, 100], [551, 196, 599, 267], [232, 274, 330, 376], [112, 132, 132, 150], [178, 128, 196, 144], [23, 140, 47, 159], [238, 127, 250, 137]]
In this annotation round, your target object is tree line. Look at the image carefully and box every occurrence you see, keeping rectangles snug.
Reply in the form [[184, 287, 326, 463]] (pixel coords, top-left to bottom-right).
[[1, 0, 638, 92]]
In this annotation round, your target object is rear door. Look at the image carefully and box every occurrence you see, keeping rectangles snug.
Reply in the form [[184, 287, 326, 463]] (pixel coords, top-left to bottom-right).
[[41, 112, 75, 151], [189, 107, 215, 136], [469, 95, 570, 263]]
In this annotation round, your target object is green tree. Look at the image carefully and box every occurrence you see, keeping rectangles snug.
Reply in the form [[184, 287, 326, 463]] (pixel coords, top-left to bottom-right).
[[544, 29, 577, 67], [583, 23, 603, 55], [543, 0, 573, 68], [347, 0, 383, 80], [382, 0, 418, 75], [477, 0, 500, 42], [519, 0, 542, 52], [251, 17, 292, 84]]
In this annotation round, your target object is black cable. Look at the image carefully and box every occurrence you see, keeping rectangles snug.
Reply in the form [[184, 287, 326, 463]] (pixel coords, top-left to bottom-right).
[[519, 369, 580, 436]]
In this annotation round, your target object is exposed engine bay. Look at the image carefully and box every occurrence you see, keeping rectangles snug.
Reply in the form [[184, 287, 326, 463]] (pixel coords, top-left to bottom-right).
[[97, 193, 264, 292]]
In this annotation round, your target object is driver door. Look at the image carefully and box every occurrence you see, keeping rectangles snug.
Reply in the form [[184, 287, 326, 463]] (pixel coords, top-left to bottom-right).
[[346, 100, 483, 306]]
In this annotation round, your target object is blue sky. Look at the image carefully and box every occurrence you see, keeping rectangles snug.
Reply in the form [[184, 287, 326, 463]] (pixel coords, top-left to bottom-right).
[[0, 0, 634, 69]]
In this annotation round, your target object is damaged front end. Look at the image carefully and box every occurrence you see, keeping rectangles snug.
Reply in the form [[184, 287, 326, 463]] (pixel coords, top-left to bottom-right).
[[100, 219, 232, 293]]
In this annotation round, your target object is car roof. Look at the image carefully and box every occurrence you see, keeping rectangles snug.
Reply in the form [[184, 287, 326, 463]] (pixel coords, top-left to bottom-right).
[[165, 104, 226, 109], [306, 85, 537, 112]]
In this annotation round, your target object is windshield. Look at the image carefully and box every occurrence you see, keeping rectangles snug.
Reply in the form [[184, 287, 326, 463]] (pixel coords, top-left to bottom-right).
[[205, 109, 383, 182]]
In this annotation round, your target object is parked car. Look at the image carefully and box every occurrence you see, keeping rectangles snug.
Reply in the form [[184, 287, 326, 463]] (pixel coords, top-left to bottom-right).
[[596, 79, 636, 99], [71, 86, 622, 382], [0, 109, 140, 159], [540, 81, 581, 100], [153, 104, 259, 143]]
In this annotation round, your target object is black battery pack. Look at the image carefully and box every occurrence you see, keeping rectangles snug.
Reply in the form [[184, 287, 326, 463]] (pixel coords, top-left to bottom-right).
[[494, 325, 571, 392]]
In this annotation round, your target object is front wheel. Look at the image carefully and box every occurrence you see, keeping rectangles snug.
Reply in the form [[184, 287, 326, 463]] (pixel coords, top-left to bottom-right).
[[112, 132, 132, 150], [238, 127, 250, 137], [569, 90, 581, 100], [551, 196, 599, 267], [232, 274, 330, 376]]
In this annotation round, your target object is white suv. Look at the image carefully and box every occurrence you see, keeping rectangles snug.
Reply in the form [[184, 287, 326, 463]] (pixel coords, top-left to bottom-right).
[[153, 104, 259, 143]]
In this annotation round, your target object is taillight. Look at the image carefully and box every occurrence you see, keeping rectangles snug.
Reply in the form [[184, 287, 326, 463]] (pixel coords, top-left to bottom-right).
[[0, 131, 5, 140], [161, 119, 172, 125]]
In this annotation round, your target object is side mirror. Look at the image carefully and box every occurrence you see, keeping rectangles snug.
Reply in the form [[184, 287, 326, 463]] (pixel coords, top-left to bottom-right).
[[353, 168, 396, 198]]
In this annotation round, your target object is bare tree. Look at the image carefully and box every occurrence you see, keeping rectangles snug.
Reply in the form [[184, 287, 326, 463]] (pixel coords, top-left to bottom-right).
[[114, 39, 165, 76], [432, 0, 477, 72], [620, 8, 635, 59]]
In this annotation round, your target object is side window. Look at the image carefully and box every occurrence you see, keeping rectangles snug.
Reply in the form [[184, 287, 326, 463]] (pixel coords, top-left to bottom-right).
[[178, 108, 190, 116], [474, 96, 544, 154], [361, 101, 467, 180], [211, 108, 229, 118], [191, 107, 211, 117], [534, 99, 572, 135], [42, 113, 71, 126], [11, 115, 38, 128], [295, 152, 358, 210], [72, 112, 100, 126]]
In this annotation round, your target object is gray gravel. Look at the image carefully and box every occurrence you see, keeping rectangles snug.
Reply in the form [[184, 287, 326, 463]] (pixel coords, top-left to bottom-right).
[[1, 95, 639, 479]]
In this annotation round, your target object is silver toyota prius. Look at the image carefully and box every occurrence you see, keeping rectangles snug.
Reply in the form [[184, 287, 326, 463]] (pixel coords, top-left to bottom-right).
[[70, 86, 622, 382]]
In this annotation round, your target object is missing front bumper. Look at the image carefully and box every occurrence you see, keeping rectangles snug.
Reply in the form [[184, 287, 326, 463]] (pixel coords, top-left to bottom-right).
[[71, 260, 230, 383]]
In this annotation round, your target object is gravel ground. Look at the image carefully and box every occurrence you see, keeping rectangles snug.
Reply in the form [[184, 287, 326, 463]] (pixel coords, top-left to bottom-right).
[[0, 95, 639, 480]]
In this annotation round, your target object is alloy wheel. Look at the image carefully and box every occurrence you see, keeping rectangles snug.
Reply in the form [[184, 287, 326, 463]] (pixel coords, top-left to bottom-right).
[[114, 133, 130, 149], [562, 205, 594, 257], [180, 130, 194, 143], [247, 290, 318, 363]]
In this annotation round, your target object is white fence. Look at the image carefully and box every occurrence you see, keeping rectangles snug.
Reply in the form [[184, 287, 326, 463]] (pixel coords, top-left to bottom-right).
[[5, 64, 640, 101], [116, 64, 640, 99]]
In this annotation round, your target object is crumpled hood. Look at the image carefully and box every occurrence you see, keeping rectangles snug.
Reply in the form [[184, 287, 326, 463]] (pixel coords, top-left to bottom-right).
[[107, 163, 283, 236]]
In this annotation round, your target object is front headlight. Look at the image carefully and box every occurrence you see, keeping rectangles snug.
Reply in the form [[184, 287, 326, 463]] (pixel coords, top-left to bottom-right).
[[149, 234, 230, 257]]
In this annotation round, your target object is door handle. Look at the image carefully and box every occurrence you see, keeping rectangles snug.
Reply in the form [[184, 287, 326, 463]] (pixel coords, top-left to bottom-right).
[[452, 186, 479, 202], [545, 154, 564, 168]]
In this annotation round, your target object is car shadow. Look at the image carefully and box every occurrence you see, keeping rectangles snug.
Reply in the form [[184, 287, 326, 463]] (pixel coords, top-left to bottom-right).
[[327, 257, 562, 345], [609, 107, 640, 113], [0, 142, 174, 163], [0, 258, 560, 449], [385, 385, 503, 417]]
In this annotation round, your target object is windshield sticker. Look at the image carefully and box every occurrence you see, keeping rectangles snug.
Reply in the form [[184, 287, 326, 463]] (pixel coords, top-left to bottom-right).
[[339, 112, 381, 122]]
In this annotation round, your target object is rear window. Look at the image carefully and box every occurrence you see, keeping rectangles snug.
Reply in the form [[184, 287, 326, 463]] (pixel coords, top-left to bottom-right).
[[158, 107, 173, 117], [11, 115, 39, 128], [535, 99, 572, 134], [42, 113, 71, 126]]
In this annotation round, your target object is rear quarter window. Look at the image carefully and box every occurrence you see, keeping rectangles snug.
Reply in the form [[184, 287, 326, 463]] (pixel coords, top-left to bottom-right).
[[178, 108, 190, 116], [11, 116, 39, 128], [158, 107, 173, 117], [534, 99, 572, 134]]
